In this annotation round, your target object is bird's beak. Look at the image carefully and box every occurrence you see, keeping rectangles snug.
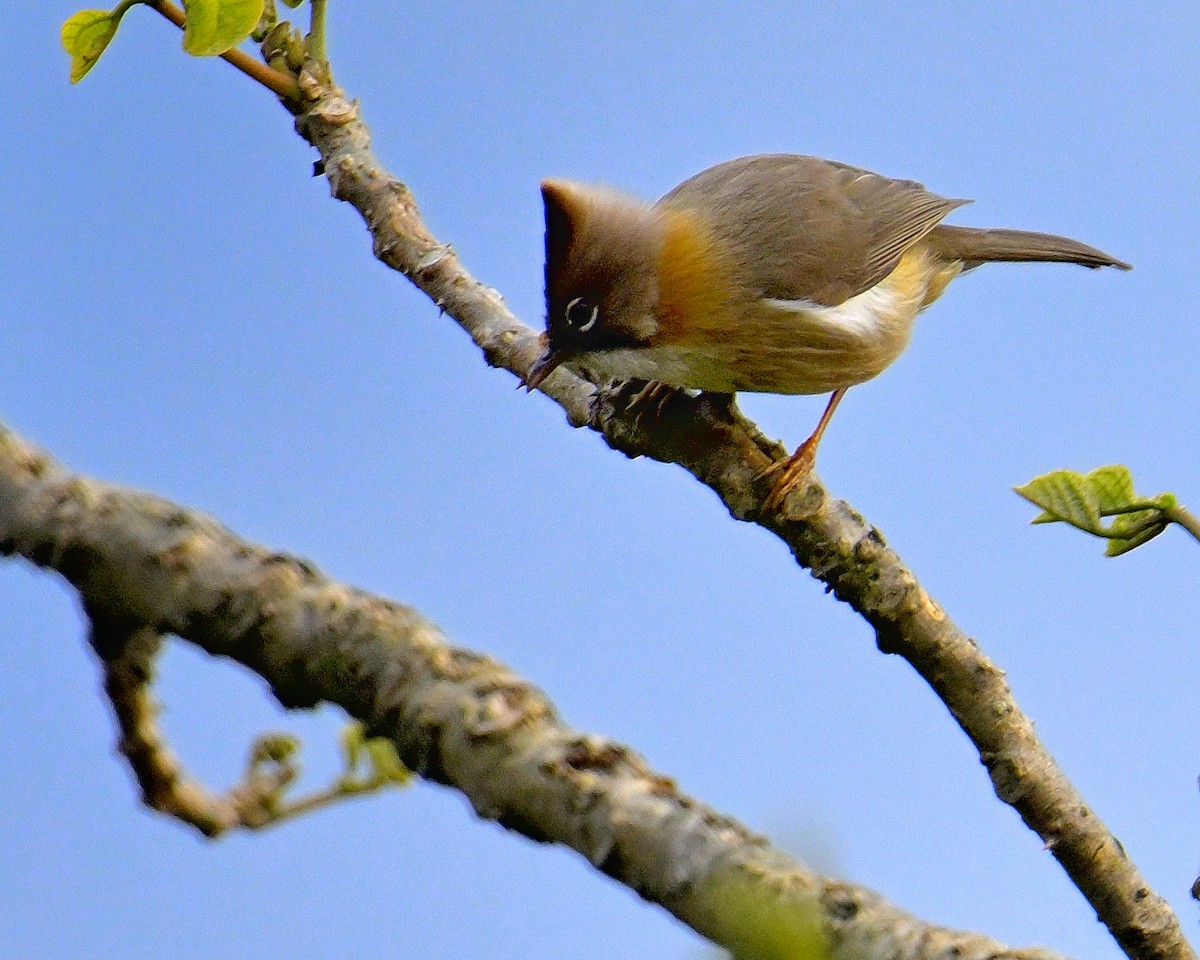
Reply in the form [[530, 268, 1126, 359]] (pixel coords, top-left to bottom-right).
[[523, 333, 569, 391]]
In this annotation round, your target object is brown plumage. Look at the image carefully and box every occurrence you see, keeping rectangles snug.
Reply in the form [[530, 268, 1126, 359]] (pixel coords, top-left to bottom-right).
[[527, 154, 1129, 505]]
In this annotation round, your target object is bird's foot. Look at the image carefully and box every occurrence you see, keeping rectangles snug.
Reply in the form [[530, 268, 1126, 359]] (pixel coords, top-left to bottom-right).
[[622, 379, 681, 419], [758, 439, 818, 510], [592, 378, 684, 425]]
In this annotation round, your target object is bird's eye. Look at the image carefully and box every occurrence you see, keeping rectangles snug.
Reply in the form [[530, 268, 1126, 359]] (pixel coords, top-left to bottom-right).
[[565, 297, 599, 333]]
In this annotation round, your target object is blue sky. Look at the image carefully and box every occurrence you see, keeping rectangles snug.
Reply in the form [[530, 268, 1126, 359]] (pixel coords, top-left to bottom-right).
[[3, 4, 1198, 959]]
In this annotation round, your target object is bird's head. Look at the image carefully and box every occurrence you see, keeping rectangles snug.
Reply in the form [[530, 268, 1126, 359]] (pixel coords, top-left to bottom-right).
[[526, 179, 663, 390]]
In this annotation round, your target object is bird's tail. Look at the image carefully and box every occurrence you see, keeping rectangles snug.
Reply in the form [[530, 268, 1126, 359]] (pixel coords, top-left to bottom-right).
[[928, 225, 1131, 270]]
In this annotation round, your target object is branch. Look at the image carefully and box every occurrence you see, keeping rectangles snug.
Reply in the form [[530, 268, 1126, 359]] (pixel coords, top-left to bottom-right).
[[283, 69, 1193, 960], [1, 421, 1062, 960]]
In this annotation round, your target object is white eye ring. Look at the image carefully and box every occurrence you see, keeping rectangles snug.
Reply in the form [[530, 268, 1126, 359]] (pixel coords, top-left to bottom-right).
[[566, 297, 599, 333]]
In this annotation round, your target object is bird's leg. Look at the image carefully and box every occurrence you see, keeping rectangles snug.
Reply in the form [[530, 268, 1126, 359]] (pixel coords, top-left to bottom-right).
[[759, 388, 847, 509]]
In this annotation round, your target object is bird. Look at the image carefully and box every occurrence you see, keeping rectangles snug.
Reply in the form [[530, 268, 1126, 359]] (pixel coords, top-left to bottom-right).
[[524, 154, 1130, 507]]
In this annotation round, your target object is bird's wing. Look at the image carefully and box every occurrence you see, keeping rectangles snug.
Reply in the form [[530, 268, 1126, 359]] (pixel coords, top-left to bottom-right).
[[658, 154, 969, 307]]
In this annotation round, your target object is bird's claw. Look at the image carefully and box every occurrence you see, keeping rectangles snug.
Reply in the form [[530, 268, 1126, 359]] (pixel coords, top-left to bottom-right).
[[759, 441, 818, 510]]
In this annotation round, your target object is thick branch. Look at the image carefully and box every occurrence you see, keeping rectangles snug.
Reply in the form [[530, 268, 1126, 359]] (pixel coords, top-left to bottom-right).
[[1, 421, 1061, 960], [285, 69, 1193, 960]]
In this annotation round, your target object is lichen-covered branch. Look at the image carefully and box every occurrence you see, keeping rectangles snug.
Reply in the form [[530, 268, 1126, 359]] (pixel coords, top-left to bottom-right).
[[1, 421, 1062, 960], [284, 67, 1193, 960]]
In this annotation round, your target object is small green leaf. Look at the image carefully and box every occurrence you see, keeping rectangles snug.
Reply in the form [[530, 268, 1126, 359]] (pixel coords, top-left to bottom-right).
[[62, 9, 121, 83], [1085, 464, 1136, 514], [337, 723, 411, 791], [1018, 464, 1183, 558], [253, 732, 300, 764], [1014, 470, 1102, 533], [1104, 507, 1167, 556], [1105, 522, 1167, 557], [365, 739, 411, 785], [339, 722, 366, 772], [182, 0, 265, 56]]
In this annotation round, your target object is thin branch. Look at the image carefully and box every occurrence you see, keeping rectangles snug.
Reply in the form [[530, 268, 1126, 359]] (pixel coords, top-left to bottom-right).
[[147, 0, 301, 102], [283, 72, 1194, 960], [88, 615, 395, 836], [0, 421, 1066, 960], [90, 618, 233, 835], [1165, 503, 1200, 544]]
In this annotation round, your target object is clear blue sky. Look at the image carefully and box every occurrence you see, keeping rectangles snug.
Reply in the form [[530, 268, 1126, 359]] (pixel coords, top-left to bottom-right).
[[3, 4, 1198, 959]]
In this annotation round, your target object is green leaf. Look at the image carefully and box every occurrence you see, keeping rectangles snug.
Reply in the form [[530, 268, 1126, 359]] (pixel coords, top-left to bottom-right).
[[182, 0, 264, 56], [1085, 464, 1136, 514], [339, 722, 365, 772], [1104, 507, 1167, 556], [338, 723, 411, 790], [1017, 464, 1182, 558], [62, 9, 122, 83], [365, 739, 412, 785], [253, 731, 300, 764], [1105, 521, 1167, 557], [1014, 469, 1103, 533]]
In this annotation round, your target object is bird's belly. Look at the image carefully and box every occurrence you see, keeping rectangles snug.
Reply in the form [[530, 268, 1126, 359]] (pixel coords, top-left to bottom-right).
[[568, 333, 908, 394], [743, 277, 924, 393], [578, 263, 928, 394]]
